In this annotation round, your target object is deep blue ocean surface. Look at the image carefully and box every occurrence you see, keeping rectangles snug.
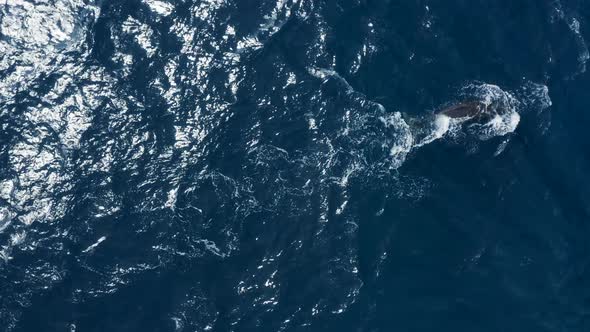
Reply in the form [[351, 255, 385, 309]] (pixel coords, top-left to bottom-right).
[[1, 0, 590, 331]]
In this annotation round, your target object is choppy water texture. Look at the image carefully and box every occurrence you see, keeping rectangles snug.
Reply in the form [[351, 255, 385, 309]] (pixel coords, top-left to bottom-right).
[[1, 0, 589, 331]]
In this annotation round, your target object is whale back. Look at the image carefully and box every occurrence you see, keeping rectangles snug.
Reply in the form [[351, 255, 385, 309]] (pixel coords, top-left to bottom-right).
[[439, 101, 487, 119]]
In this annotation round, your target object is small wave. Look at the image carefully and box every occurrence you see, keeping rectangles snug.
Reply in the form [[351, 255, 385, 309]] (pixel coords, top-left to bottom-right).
[[550, 0, 589, 77]]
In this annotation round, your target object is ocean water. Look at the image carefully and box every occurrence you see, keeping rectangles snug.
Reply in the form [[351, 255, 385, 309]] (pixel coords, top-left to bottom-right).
[[1, 0, 589, 331]]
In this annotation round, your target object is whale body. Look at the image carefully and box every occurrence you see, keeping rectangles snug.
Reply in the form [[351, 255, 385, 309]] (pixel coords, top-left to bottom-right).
[[438, 101, 488, 119]]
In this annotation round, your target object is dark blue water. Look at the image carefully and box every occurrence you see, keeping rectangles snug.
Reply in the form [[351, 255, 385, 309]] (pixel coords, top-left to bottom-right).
[[1, 0, 590, 331]]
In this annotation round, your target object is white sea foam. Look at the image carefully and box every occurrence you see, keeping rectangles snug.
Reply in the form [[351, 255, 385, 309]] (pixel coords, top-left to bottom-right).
[[472, 112, 521, 141], [165, 188, 179, 210], [412, 113, 451, 148], [82, 236, 107, 253], [145, 0, 174, 16]]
